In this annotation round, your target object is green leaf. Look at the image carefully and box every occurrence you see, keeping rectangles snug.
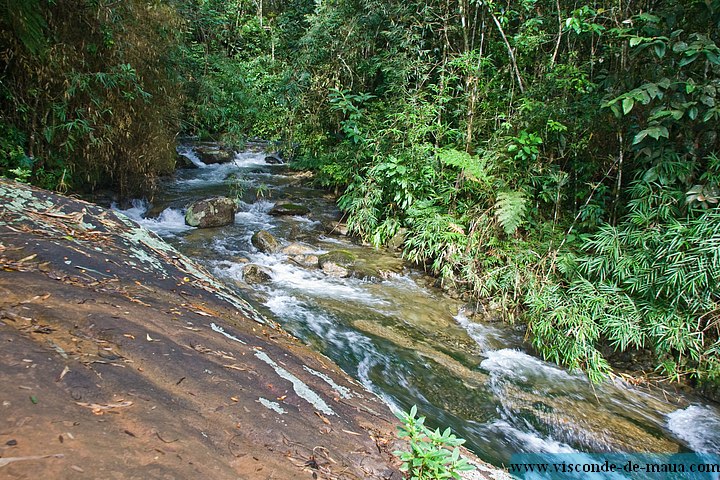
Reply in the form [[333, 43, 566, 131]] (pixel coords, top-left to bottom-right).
[[703, 108, 719, 122], [679, 53, 700, 67], [653, 42, 666, 59], [622, 97, 634, 115], [648, 125, 669, 140], [672, 41, 688, 53], [632, 130, 648, 145]]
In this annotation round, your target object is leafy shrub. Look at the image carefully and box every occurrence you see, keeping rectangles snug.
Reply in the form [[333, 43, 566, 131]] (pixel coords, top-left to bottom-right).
[[394, 406, 475, 480]]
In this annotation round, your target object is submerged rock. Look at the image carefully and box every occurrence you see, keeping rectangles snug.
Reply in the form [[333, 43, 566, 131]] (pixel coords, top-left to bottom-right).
[[243, 264, 272, 284], [281, 242, 316, 256], [325, 220, 349, 236], [251, 229, 279, 253], [269, 202, 310, 216], [319, 250, 356, 278], [185, 196, 236, 228], [291, 254, 319, 268]]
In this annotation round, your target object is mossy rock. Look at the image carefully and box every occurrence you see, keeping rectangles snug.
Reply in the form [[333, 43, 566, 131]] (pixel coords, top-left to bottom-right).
[[185, 197, 236, 228], [251, 230, 279, 254], [387, 227, 408, 250], [318, 250, 356, 268], [269, 202, 310, 216]]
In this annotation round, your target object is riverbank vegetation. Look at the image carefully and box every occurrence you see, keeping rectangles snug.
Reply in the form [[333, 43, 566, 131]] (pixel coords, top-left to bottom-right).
[[1, 0, 718, 388]]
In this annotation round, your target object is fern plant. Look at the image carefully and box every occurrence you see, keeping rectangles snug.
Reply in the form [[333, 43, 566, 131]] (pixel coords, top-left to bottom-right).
[[494, 190, 527, 235]]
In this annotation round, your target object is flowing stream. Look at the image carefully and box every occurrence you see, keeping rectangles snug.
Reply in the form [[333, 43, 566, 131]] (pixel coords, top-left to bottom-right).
[[116, 144, 720, 470]]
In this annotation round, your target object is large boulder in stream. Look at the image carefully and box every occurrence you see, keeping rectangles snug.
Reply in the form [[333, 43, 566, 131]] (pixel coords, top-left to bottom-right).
[[185, 196, 236, 228], [251, 229, 279, 253], [269, 201, 310, 216], [193, 142, 235, 164], [0, 179, 417, 480]]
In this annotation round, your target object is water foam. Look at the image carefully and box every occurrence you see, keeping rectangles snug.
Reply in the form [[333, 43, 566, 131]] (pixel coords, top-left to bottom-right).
[[667, 405, 720, 453], [176, 145, 207, 168], [481, 348, 577, 383], [113, 200, 191, 236]]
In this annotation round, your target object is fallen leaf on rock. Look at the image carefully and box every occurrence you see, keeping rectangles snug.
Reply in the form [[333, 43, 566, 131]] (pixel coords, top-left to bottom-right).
[[75, 400, 133, 415], [315, 412, 331, 425], [0, 454, 64, 468], [56, 366, 70, 382], [223, 364, 246, 371]]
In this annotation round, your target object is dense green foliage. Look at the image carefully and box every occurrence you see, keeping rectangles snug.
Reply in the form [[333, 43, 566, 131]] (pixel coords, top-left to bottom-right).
[[0, 0, 184, 195], [1, 0, 718, 387]]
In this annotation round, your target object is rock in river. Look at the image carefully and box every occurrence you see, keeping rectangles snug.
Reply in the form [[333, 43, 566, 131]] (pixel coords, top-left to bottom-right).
[[185, 196, 236, 228], [292, 254, 320, 268], [280, 242, 316, 256], [194, 143, 235, 164], [269, 202, 310, 216], [243, 263, 272, 284], [264, 154, 284, 165], [251, 229, 279, 253], [318, 249, 356, 278]]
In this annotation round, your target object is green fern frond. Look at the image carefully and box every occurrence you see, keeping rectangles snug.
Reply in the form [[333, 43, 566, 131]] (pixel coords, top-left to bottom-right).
[[494, 190, 527, 235], [437, 148, 491, 184]]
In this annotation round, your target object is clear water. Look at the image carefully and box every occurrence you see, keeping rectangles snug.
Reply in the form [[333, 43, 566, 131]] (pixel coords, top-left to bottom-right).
[[115, 145, 720, 468]]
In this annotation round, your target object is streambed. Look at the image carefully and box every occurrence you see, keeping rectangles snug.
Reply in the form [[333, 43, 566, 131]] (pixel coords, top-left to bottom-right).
[[116, 144, 720, 470]]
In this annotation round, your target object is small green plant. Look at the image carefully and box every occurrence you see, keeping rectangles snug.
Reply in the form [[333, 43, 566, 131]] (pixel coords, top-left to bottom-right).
[[394, 405, 475, 480], [255, 183, 271, 198], [226, 173, 247, 202]]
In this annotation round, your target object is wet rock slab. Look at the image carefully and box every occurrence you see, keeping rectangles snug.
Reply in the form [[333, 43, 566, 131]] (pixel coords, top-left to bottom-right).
[[0, 179, 403, 479]]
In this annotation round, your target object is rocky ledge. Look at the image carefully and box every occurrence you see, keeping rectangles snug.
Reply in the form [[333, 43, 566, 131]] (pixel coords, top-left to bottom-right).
[[0, 179, 401, 479]]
